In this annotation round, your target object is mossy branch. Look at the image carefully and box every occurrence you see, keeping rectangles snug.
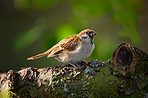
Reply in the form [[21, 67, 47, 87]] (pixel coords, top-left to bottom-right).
[[0, 43, 148, 97]]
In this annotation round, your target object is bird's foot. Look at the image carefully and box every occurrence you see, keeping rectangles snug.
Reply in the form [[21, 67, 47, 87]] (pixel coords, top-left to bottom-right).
[[69, 63, 83, 69], [69, 63, 77, 67], [69, 61, 88, 69]]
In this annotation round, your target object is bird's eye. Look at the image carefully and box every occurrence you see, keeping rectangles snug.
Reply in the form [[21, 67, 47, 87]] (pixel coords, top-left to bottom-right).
[[86, 32, 89, 35], [86, 31, 92, 36]]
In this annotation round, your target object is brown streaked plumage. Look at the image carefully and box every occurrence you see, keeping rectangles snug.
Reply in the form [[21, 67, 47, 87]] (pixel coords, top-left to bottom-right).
[[47, 35, 81, 57], [27, 29, 96, 64], [27, 35, 81, 60]]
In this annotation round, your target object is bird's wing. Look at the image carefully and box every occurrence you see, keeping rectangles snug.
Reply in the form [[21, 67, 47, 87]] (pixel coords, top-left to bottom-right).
[[47, 35, 81, 57]]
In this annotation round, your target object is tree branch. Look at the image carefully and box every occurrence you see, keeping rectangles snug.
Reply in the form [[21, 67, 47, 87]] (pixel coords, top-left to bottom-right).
[[0, 43, 148, 97]]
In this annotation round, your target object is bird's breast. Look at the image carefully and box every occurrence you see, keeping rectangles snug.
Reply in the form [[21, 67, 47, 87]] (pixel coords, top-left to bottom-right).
[[67, 42, 94, 63], [55, 41, 94, 63]]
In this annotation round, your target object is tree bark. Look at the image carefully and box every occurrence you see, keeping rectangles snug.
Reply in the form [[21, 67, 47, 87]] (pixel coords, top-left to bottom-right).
[[0, 43, 148, 97]]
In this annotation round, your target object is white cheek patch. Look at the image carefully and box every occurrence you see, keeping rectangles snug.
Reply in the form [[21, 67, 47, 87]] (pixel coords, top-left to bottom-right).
[[81, 35, 88, 39]]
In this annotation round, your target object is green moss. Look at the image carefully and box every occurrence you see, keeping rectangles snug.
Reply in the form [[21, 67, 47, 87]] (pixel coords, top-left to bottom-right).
[[0, 90, 9, 98], [130, 89, 148, 97], [2, 59, 147, 97], [88, 65, 120, 97]]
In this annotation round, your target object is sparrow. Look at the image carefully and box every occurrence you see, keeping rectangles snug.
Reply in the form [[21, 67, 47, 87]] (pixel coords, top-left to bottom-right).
[[27, 29, 96, 66]]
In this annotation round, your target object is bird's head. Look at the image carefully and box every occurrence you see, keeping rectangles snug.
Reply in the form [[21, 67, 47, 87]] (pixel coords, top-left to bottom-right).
[[78, 29, 96, 43]]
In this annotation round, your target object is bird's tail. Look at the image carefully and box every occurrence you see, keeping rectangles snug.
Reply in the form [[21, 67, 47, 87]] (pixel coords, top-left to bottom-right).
[[27, 52, 48, 60]]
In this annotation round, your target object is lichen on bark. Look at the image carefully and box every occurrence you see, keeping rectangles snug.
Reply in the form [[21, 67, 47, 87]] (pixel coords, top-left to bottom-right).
[[0, 43, 148, 97]]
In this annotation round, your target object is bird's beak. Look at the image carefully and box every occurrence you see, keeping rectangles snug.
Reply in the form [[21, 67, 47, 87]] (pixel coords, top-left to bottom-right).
[[90, 32, 96, 36], [93, 32, 96, 36]]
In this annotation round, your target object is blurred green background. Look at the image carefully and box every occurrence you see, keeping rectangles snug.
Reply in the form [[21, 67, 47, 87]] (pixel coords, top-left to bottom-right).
[[0, 0, 148, 72]]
